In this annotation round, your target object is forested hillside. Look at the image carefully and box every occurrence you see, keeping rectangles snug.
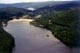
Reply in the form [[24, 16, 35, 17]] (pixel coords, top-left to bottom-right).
[[0, 20, 15, 53], [31, 9, 79, 47]]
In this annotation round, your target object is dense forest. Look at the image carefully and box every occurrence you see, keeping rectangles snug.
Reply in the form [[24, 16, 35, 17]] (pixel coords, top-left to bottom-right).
[[31, 9, 79, 47], [0, 20, 15, 53]]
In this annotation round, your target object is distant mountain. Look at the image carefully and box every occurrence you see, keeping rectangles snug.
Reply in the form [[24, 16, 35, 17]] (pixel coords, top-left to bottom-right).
[[33, 1, 80, 14], [0, 1, 79, 20], [0, 7, 32, 13], [0, 1, 69, 9], [0, 7, 32, 19]]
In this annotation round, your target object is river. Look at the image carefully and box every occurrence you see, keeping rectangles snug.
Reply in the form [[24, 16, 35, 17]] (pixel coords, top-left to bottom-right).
[[4, 19, 71, 53]]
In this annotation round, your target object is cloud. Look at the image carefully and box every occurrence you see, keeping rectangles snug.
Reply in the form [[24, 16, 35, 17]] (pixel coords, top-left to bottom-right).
[[0, 0, 77, 4], [0, 0, 52, 3]]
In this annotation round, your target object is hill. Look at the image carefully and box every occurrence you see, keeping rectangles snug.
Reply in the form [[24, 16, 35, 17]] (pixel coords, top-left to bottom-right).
[[33, 1, 80, 14], [0, 7, 32, 20]]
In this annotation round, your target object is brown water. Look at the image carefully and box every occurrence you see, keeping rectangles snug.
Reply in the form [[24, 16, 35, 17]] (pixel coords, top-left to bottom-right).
[[4, 19, 71, 53]]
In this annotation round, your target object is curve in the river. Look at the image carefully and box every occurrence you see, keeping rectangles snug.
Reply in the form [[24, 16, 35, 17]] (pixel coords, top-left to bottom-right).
[[4, 19, 71, 53]]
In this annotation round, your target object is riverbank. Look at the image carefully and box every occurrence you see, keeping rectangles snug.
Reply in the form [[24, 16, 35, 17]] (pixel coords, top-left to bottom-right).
[[30, 9, 78, 48], [9, 19, 33, 22], [0, 27, 15, 53], [30, 20, 76, 47]]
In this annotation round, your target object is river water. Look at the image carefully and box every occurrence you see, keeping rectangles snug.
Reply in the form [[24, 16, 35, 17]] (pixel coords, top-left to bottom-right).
[[4, 19, 71, 53]]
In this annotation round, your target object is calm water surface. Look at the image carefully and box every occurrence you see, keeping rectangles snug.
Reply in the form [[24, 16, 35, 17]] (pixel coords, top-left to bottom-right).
[[4, 19, 71, 53]]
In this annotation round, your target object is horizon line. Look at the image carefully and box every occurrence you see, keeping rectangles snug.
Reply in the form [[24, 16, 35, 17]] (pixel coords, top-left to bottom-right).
[[0, 0, 76, 4]]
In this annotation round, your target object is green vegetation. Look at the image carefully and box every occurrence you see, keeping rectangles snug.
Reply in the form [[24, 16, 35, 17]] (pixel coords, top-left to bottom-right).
[[31, 9, 78, 47], [0, 22, 15, 53]]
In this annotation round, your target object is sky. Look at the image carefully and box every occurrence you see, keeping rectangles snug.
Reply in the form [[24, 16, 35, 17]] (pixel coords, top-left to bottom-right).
[[0, 0, 77, 4]]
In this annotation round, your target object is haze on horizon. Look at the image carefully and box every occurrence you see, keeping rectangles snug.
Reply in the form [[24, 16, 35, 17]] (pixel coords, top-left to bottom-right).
[[0, 0, 74, 4]]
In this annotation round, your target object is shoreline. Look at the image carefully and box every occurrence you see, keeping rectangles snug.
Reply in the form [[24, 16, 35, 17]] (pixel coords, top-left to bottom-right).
[[9, 19, 33, 22]]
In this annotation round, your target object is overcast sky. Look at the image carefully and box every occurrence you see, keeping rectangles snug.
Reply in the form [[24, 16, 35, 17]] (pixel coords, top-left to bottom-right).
[[0, 0, 77, 4]]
